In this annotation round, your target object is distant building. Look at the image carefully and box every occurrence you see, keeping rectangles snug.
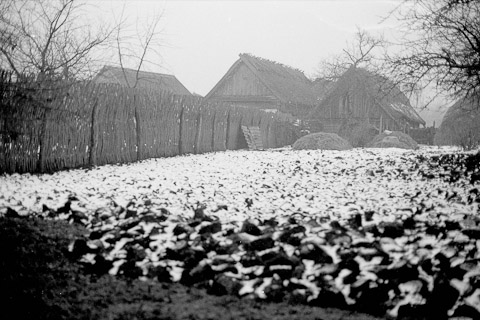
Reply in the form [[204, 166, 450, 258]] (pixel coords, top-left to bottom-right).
[[309, 67, 425, 133], [207, 55, 424, 134], [205, 53, 326, 117], [93, 65, 192, 96]]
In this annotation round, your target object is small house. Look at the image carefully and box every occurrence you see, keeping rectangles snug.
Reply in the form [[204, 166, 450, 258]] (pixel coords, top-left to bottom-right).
[[93, 65, 192, 95], [205, 53, 324, 117], [309, 67, 425, 133]]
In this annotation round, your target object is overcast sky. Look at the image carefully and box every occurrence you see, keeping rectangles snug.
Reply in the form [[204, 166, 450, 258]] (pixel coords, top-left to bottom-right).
[[92, 0, 444, 125]]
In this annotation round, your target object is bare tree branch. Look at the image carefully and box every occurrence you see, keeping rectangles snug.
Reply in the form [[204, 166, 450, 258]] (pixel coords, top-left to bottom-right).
[[112, 5, 165, 89], [386, 0, 480, 104], [0, 0, 112, 82], [316, 28, 386, 81]]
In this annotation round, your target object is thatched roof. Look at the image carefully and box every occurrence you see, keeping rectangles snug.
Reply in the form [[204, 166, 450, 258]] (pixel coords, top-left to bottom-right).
[[206, 54, 325, 106], [93, 66, 191, 95], [312, 67, 425, 126]]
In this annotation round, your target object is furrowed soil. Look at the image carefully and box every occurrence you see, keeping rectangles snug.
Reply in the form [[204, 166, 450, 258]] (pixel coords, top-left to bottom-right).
[[1, 216, 384, 320]]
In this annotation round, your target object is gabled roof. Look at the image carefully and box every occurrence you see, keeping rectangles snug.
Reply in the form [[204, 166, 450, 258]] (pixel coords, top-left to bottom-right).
[[93, 65, 191, 96], [206, 53, 323, 106], [314, 67, 425, 125], [364, 70, 425, 126]]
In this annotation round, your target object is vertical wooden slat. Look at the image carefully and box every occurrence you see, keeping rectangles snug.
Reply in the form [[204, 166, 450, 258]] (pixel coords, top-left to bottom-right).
[[195, 101, 215, 154], [212, 103, 229, 151], [180, 96, 199, 154], [226, 106, 242, 150]]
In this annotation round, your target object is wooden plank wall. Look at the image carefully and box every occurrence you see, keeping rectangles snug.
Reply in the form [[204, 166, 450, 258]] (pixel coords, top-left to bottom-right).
[[0, 83, 297, 174]]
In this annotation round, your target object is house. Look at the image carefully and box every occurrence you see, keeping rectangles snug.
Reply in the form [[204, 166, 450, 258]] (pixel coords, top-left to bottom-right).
[[205, 53, 324, 117], [93, 65, 192, 95], [309, 67, 425, 133]]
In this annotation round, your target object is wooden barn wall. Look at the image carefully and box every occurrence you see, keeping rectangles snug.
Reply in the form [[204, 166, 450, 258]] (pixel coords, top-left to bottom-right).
[[0, 82, 296, 174], [318, 84, 379, 120], [225, 107, 244, 150], [312, 84, 414, 134]]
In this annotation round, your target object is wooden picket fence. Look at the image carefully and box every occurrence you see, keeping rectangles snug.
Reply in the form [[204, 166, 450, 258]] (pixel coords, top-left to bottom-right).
[[0, 81, 297, 174]]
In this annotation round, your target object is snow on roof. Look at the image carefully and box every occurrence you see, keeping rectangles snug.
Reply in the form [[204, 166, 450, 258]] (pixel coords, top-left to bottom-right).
[[388, 102, 425, 125]]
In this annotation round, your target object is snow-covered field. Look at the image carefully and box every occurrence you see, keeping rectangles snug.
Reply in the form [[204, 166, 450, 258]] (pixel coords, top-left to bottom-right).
[[1, 146, 479, 318]]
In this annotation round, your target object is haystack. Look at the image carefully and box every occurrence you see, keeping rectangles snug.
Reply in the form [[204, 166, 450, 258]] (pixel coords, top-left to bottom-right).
[[366, 131, 418, 149], [293, 132, 353, 150]]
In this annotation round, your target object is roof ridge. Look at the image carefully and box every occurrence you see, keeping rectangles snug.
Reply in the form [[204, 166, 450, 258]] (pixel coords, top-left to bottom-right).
[[103, 65, 175, 78], [239, 53, 308, 78], [206, 54, 323, 107], [95, 65, 191, 95]]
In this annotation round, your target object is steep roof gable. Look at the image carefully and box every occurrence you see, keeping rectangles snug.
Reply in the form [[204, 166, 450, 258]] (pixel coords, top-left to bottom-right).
[[358, 69, 425, 125], [206, 54, 323, 106], [94, 66, 191, 96], [239, 54, 322, 106], [317, 67, 425, 125]]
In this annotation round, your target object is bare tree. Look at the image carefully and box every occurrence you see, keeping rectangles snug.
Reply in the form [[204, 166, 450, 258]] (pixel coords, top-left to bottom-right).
[[0, 0, 112, 82], [316, 28, 386, 80], [112, 5, 165, 89], [314, 28, 409, 105], [386, 0, 480, 104]]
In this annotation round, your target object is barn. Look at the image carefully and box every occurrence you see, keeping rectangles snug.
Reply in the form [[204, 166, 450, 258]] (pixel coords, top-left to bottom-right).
[[205, 53, 324, 118], [93, 65, 192, 95], [309, 67, 425, 133]]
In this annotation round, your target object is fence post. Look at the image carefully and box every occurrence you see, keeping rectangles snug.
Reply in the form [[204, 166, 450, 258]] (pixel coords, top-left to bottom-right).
[[194, 110, 202, 154], [134, 93, 141, 161], [178, 102, 184, 155], [89, 99, 98, 166], [37, 107, 49, 173], [211, 106, 216, 151], [225, 109, 230, 150]]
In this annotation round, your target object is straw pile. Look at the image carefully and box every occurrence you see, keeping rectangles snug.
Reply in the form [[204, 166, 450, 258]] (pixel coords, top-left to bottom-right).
[[292, 132, 353, 150]]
